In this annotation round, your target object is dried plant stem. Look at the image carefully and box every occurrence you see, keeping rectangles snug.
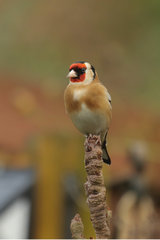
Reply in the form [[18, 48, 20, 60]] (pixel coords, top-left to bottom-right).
[[70, 134, 111, 239], [84, 134, 111, 239], [70, 213, 84, 239]]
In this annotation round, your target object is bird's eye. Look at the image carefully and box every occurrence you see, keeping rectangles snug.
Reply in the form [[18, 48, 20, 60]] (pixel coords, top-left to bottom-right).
[[81, 68, 86, 73]]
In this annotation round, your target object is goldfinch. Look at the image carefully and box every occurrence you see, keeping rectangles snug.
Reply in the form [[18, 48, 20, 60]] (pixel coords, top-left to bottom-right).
[[64, 61, 112, 164]]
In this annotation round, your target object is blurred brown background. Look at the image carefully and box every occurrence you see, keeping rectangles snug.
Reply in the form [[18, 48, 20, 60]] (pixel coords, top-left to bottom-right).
[[0, 0, 159, 238]]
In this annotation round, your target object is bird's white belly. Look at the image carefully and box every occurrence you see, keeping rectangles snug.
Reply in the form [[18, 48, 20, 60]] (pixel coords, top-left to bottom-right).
[[70, 103, 107, 135]]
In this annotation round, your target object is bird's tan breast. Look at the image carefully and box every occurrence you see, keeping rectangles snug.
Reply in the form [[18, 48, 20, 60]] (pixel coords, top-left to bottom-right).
[[64, 84, 82, 113], [64, 83, 111, 117], [64, 82, 112, 135]]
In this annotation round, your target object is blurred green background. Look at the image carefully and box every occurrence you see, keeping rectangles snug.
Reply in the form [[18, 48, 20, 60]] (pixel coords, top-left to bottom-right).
[[0, 0, 159, 238]]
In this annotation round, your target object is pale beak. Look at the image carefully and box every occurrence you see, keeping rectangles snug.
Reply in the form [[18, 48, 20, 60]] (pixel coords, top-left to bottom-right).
[[67, 69, 77, 78]]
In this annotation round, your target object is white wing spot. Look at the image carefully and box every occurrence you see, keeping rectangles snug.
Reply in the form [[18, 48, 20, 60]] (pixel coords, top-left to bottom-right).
[[106, 91, 112, 105]]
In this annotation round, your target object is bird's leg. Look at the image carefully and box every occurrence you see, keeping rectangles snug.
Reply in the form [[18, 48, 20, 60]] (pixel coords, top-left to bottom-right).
[[94, 138, 101, 147], [88, 134, 93, 140], [94, 134, 101, 147], [84, 134, 93, 142], [84, 134, 92, 152], [85, 134, 101, 151]]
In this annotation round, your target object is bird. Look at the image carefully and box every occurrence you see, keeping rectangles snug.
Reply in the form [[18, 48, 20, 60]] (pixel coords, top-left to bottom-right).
[[64, 61, 112, 164]]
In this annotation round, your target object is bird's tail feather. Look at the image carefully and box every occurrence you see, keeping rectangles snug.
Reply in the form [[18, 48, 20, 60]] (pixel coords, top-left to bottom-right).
[[102, 139, 111, 165]]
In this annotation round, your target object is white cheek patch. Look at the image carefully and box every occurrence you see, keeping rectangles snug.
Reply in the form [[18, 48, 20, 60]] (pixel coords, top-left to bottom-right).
[[73, 88, 87, 101], [69, 81, 81, 85], [83, 68, 94, 85], [84, 62, 91, 69]]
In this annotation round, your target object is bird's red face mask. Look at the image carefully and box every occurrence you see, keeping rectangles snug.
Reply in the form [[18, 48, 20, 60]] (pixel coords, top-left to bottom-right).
[[67, 63, 87, 83]]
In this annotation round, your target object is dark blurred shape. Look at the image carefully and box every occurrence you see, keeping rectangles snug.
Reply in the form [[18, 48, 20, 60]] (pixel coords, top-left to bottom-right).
[[126, 141, 148, 200], [127, 141, 148, 174], [0, 168, 36, 238], [109, 141, 159, 238]]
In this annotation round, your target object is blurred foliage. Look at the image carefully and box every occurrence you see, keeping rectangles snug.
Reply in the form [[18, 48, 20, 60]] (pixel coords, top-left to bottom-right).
[[0, 0, 160, 109]]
